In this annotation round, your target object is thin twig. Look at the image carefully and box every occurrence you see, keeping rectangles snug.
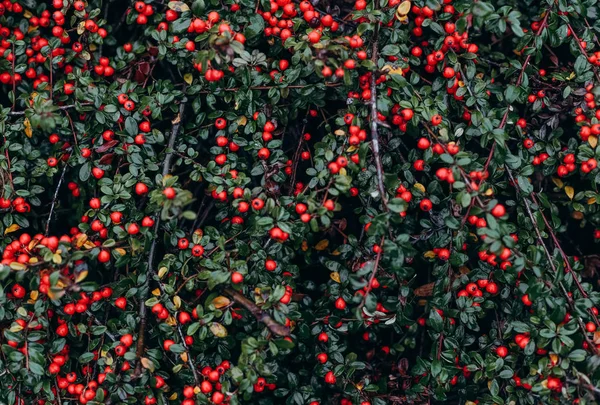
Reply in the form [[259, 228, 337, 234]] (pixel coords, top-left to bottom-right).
[[368, 22, 388, 211], [45, 163, 68, 235], [359, 236, 385, 310], [134, 87, 188, 377], [223, 288, 290, 336], [7, 102, 94, 116]]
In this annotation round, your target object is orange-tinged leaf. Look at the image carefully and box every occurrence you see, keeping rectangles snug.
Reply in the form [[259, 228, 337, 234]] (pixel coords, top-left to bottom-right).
[[413, 183, 426, 193], [424, 250, 436, 259], [75, 270, 88, 283], [114, 248, 126, 256], [588, 197, 597, 205], [29, 290, 39, 302], [4, 224, 20, 235], [169, 393, 178, 400], [212, 296, 231, 309], [166, 315, 177, 326], [180, 352, 188, 362], [75, 233, 88, 247], [565, 186, 574, 200], [552, 177, 564, 189], [141, 357, 155, 372], [315, 240, 329, 251], [589, 135, 598, 148], [330, 272, 341, 283], [24, 118, 33, 138], [210, 322, 228, 338], [152, 288, 161, 296]]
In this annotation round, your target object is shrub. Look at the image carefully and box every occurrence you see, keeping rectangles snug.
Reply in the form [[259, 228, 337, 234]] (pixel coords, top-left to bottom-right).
[[1, 0, 600, 404]]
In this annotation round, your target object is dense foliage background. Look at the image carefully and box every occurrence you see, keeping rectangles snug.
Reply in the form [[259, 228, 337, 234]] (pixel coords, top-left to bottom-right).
[[3, 0, 600, 404]]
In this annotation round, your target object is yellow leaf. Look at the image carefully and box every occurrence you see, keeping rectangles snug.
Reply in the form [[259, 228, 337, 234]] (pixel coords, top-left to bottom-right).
[[173, 295, 181, 309], [10, 262, 26, 271], [158, 266, 168, 279], [24, 118, 32, 138], [47, 287, 65, 301], [114, 248, 126, 256], [589, 136, 598, 148], [4, 224, 20, 235], [52, 253, 62, 264], [413, 183, 426, 193], [194, 386, 201, 394], [236, 116, 248, 126], [83, 241, 96, 249], [339, 167, 347, 176], [29, 290, 39, 302], [396, 0, 411, 16], [395, 14, 409, 24], [23, 10, 32, 18], [75, 233, 88, 247], [346, 145, 358, 153], [180, 352, 188, 362], [315, 240, 329, 251], [75, 270, 88, 283], [382, 64, 404, 76], [166, 315, 177, 326], [168, 1, 190, 11], [552, 177, 564, 189], [152, 288, 161, 296], [330, 272, 341, 283], [334, 129, 345, 136], [141, 357, 155, 372], [183, 73, 193, 85], [565, 186, 574, 200], [169, 393, 178, 401], [424, 250, 436, 259], [10, 324, 23, 333], [212, 296, 231, 309], [210, 322, 228, 338], [77, 20, 86, 35], [172, 113, 181, 125]]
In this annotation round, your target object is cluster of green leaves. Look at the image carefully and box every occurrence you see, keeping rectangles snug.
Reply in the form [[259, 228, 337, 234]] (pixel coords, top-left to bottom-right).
[[2, 0, 600, 404]]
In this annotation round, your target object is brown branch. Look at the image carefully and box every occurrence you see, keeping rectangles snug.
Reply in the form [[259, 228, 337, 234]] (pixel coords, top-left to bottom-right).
[[45, 162, 68, 235], [506, 169, 599, 355], [223, 288, 290, 337], [369, 22, 388, 211], [134, 87, 188, 377], [7, 102, 94, 116], [359, 236, 385, 310]]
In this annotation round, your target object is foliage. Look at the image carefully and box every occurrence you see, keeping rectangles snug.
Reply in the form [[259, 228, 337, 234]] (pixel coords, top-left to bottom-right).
[[2, 0, 600, 404]]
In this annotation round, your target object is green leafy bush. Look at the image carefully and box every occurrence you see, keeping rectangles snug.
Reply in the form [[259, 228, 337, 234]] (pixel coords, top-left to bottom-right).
[[1, 0, 600, 404]]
